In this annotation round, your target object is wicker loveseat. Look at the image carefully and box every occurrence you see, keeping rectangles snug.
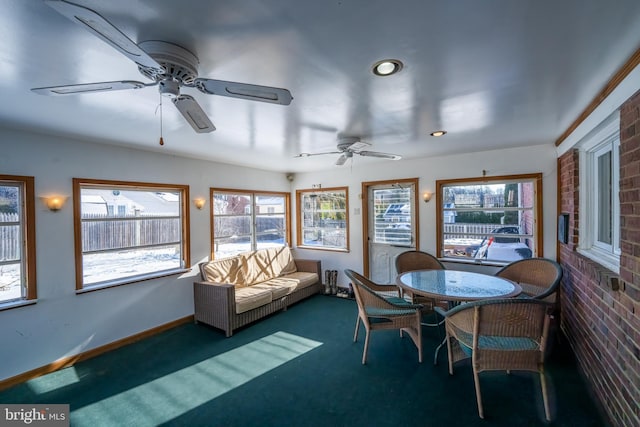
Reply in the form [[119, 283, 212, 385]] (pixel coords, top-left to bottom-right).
[[194, 246, 322, 337]]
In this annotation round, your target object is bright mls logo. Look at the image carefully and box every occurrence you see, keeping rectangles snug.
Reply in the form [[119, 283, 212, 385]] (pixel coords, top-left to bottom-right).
[[0, 405, 69, 426]]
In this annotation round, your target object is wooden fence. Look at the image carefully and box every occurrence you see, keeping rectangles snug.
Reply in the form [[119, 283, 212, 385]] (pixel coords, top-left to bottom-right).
[[0, 213, 19, 261], [81, 214, 180, 252], [443, 223, 503, 238]]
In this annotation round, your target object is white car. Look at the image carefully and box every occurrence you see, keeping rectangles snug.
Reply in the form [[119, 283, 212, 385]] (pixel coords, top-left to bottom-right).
[[474, 227, 532, 262]]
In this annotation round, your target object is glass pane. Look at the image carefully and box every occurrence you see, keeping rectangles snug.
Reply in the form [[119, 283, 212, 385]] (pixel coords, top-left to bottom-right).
[[372, 187, 412, 245], [214, 194, 252, 215], [300, 189, 347, 249], [255, 194, 286, 247], [80, 187, 183, 285], [441, 179, 536, 262], [83, 245, 181, 285], [214, 216, 252, 239], [1, 183, 24, 302], [214, 237, 252, 259], [256, 204, 286, 250], [442, 183, 535, 209], [597, 151, 612, 245]]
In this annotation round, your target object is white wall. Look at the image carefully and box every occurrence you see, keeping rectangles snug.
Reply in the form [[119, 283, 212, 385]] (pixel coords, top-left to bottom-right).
[[0, 127, 557, 382], [0, 128, 290, 382], [291, 144, 558, 286]]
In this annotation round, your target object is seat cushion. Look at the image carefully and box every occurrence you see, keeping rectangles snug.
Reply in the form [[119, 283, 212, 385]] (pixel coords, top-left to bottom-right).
[[259, 272, 319, 296], [279, 271, 319, 290], [201, 256, 246, 287], [251, 282, 291, 299], [234, 286, 273, 314], [458, 335, 540, 357], [242, 247, 297, 285]]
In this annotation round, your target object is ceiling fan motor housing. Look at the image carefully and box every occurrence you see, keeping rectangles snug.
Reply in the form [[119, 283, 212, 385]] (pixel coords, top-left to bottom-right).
[[137, 40, 199, 85], [338, 137, 369, 152]]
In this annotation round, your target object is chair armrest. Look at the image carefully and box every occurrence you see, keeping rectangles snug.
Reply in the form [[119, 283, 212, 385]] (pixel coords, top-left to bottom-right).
[[294, 259, 321, 275], [193, 281, 236, 312], [367, 282, 402, 295]]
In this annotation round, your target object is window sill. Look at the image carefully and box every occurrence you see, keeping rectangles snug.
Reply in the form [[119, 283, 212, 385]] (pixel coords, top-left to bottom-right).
[[576, 248, 620, 274], [295, 246, 350, 253], [0, 299, 37, 312], [77, 268, 191, 294], [439, 257, 509, 268]]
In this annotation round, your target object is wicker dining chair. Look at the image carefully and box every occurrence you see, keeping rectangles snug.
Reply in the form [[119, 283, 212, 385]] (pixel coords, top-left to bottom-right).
[[443, 298, 554, 420], [494, 258, 563, 307], [395, 250, 447, 313], [345, 269, 424, 364]]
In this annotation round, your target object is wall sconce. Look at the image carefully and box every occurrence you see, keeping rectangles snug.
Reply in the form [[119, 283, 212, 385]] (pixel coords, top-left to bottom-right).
[[42, 196, 67, 211], [423, 192, 432, 203], [193, 198, 206, 210]]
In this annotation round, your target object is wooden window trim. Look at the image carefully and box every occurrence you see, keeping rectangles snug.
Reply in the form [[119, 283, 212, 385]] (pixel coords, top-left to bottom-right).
[[0, 174, 36, 306], [210, 187, 291, 260], [436, 173, 543, 264], [295, 186, 349, 252], [73, 178, 190, 291]]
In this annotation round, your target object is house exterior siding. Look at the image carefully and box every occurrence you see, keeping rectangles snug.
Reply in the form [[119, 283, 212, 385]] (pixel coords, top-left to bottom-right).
[[558, 89, 640, 427]]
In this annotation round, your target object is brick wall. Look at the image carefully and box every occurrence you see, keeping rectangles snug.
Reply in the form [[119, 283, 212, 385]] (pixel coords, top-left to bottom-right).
[[558, 90, 640, 427]]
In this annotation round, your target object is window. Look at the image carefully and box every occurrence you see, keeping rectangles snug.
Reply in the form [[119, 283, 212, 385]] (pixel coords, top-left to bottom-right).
[[370, 184, 415, 246], [578, 113, 620, 271], [212, 189, 290, 259], [296, 187, 348, 251], [73, 179, 190, 291], [436, 174, 542, 264], [0, 175, 36, 307]]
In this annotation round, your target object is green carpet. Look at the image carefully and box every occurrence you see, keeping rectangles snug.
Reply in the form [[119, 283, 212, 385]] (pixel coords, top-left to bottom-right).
[[0, 296, 607, 426]]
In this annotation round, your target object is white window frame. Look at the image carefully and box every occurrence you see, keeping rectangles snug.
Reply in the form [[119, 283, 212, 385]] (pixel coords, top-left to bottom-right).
[[578, 112, 620, 272]]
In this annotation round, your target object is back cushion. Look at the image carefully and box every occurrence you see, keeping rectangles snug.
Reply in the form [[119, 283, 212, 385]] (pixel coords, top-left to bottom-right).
[[242, 246, 297, 285], [201, 255, 246, 287]]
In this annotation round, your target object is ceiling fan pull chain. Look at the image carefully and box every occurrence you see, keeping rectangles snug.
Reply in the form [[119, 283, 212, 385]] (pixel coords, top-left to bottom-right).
[[158, 93, 165, 146]]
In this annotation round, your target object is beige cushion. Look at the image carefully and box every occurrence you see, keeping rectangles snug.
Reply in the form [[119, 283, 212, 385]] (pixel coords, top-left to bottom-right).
[[283, 272, 319, 289], [242, 246, 297, 285], [201, 256, 246, 287], [251, 282, 290, 299], [235, 286, 273, 314], [262, 272, 319, 293]]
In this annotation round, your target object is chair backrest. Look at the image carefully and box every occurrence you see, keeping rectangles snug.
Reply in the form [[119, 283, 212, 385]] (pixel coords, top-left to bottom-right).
[[345, 269, 402, 309], [395, 250, 446, 274], [495, 258, 563, 303], [446, 298, 552, 359]]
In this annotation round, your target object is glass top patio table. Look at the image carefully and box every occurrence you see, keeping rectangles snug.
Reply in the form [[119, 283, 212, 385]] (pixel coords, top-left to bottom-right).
[[396, 269, 522, 302]]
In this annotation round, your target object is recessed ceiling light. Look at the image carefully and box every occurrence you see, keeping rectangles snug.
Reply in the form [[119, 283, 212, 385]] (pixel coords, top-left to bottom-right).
[[430, 130, 447, 137], [372, 59, 403, 76]]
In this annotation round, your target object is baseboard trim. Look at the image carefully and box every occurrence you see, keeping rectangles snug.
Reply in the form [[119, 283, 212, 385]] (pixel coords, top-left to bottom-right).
[[0, 315, 194, 392]]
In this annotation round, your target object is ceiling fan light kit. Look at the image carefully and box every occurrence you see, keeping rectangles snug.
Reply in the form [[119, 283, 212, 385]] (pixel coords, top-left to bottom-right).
[[33, 0, 293, 135]]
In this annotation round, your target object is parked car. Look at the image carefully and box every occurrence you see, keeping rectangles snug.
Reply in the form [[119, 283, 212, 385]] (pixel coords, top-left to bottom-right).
[[474, 226, 532, 261]]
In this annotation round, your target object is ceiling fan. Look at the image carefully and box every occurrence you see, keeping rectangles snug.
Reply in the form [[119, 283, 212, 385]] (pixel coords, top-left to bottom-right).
[[296, 137, 402, 166], [31, 0, 293, 133]]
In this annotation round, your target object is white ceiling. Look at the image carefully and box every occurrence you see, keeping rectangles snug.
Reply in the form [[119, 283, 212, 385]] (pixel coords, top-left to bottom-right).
[[2, 0, 640, 173]]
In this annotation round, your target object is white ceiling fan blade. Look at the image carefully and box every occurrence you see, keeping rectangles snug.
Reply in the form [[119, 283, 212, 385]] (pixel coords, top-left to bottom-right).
[[31, 80, 148, 95], [45, 0, 164, 74], [172, 95, 216, 133], [358, 151, 402, 160], [335, 153, 351, 166], [294, 151, 341, 158], [193, 78, 293, 105]]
